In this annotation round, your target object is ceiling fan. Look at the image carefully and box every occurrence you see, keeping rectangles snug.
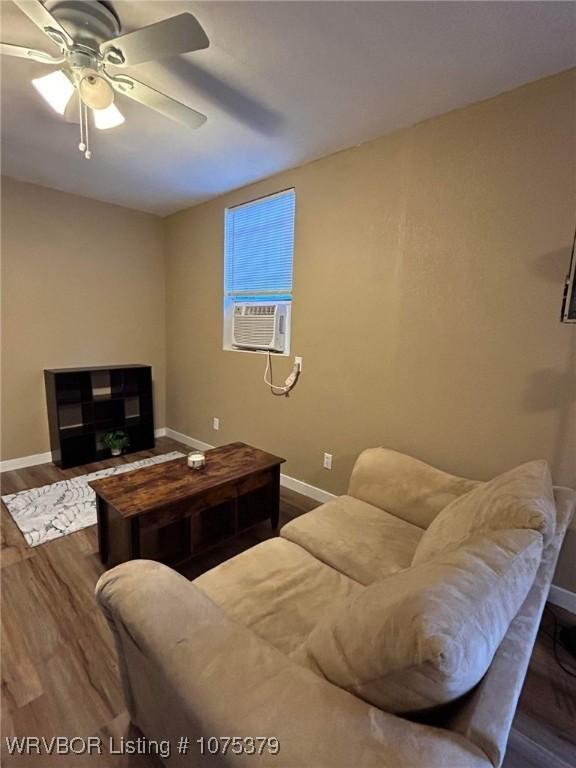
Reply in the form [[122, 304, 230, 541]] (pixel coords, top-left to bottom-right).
[[1, 0, 209, 158]]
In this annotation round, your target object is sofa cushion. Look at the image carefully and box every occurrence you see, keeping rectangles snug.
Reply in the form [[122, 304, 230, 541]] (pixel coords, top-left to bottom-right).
[[348, 448, 480, 529], [281, 495, 424, 585], [193, 537, 362, 654], [412, 460, 555, 565], [292, 529, 543, 713]]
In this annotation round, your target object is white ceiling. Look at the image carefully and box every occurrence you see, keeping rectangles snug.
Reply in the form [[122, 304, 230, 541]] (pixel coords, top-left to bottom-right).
[[1, 1, 575, 216]]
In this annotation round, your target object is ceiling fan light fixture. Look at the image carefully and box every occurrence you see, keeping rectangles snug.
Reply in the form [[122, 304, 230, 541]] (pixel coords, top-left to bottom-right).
[[78, 70, 114, 110], [93, 103, 125, 130], [32, 70, 74, 115]]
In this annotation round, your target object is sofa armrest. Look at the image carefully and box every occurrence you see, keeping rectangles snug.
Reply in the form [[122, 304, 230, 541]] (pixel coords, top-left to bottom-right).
[[96, 560, 490, 768], [348, 448, 480, 529]]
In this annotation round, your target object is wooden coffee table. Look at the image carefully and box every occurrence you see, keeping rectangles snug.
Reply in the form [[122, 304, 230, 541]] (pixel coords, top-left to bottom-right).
[[90, 442, 285, 567]]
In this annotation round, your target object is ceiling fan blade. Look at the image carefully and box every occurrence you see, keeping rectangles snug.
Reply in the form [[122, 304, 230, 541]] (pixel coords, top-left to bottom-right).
[[100, 13, 208, 67], [107, 73, 207, 129], [12, 0, 73, 48], [0, 41, 65, 64]]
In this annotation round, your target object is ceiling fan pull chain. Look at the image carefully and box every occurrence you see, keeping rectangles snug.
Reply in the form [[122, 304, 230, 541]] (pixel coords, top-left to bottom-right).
[[78, 95, 85, 154], [84, 103, 92, 159]]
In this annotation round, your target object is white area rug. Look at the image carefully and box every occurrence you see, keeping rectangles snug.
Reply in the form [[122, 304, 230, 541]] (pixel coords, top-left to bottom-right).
[[2, 452, 185, 547]]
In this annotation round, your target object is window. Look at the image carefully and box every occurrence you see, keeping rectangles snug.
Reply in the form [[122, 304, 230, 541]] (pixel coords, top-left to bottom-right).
[[223, 189, 295, 353]]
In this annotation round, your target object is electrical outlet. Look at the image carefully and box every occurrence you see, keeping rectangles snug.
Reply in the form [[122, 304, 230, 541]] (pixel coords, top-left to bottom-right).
[[213, 417, 220, 431], [295, 356, 303, 372], [323, 452, 332, 470]]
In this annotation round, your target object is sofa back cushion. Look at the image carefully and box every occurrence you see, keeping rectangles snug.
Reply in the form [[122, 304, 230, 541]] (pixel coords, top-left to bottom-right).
[[348, 448, 480, 529], [292, 529, 542, 713], [412, 460, 555, 566]]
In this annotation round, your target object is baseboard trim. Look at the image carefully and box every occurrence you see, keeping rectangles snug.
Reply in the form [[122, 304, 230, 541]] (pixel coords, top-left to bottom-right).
[[164, 428, 337, 504], [0, 451, 53, 473], [280, 473, 336, 504], [1, 428, 169, 474], [548, 584, 576, 614], [164, 428, 213, 452]]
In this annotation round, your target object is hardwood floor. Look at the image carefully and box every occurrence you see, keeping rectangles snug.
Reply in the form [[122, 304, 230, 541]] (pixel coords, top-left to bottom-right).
[[1, 437, 575, 767], [503, 603, 576, 768]]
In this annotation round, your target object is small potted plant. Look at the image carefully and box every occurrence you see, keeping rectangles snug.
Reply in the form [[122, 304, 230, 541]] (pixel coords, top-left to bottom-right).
[[103, 431, 130, 457]]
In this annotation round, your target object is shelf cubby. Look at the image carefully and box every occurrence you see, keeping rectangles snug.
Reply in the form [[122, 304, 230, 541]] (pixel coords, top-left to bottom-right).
[[91, 370, 112, 399]]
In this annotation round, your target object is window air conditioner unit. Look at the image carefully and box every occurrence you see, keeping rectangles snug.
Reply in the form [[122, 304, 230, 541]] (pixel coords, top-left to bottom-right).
[[232, 303, 288, 352]]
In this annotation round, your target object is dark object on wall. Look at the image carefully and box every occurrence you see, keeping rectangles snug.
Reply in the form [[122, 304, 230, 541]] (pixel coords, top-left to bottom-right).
[[560, 227, 576, 322], [44, 365, 154, 468]]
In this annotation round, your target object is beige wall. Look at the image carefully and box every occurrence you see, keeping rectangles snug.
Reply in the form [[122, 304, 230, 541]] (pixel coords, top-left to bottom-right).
[[1, 178, 166, 460], [165, 70, 575, 496]]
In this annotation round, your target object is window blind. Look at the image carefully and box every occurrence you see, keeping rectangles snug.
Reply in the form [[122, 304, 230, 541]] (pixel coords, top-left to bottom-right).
[[224, 189, 295, 299]]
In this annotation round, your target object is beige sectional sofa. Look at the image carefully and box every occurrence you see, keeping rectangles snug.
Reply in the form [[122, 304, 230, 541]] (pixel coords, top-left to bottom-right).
[[96, 448, 575, 767]]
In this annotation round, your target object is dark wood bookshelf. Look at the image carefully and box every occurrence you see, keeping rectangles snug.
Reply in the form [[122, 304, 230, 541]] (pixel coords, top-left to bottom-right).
[[44, 365, 155, 469]]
